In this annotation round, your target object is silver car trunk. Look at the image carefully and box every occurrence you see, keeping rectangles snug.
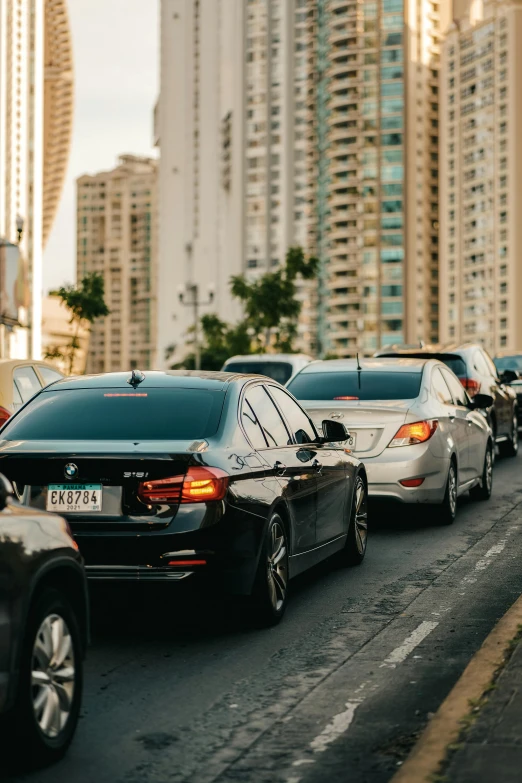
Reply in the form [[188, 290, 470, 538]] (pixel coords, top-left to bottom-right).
[[304, 399, 413, 458]]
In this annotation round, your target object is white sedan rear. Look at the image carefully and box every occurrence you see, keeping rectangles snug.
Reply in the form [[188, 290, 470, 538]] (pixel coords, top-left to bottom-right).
[[287, 358, 494, 524]]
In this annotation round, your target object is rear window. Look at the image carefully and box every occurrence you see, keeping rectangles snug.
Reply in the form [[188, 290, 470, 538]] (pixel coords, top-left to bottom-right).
[[0, 388, 226, 441], [440, 357, 467, 378], [287, 371, 423, 401], [494, 355, 522, 372], [224, 361, 293, 384]]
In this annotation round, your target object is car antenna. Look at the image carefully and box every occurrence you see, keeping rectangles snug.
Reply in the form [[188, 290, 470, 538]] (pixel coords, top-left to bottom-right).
[[356, 353, 362, 371], [127, 369, 145, 388]]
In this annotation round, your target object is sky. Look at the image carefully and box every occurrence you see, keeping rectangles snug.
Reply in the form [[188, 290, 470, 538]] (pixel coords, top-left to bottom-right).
[[43, 0, 159, 292]]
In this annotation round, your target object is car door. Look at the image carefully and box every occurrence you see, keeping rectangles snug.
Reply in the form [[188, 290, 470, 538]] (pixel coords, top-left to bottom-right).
[[432, 368, 469, 481], [441, 367, 477, 482], [267, 384, 348, 546], [244, 384, 317, 553], [481, 349, 512, 438]]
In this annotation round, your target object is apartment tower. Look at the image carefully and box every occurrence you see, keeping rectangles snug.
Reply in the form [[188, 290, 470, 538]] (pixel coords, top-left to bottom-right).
[[307, 0, 450, 356], [0, 0, 73, 358], [76, 155, 158, 373], [439, 0, 522, 353], [157, 0, 314, 365]]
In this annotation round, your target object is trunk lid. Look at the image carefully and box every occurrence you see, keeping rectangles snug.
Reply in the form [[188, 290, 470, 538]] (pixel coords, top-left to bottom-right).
[[302, 400, 412, 457], [0, 439, 203, 529]]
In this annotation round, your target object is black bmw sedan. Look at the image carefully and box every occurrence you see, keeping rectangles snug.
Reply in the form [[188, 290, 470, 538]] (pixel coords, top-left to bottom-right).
[[0, 371, 368, 626]]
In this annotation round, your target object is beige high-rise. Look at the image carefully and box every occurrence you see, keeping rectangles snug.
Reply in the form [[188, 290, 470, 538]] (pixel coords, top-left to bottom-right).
[[76, 155, 158, 373], [0, 0, 73, 359], [439, 0, 522, 353], [306, 0, 450, 357]]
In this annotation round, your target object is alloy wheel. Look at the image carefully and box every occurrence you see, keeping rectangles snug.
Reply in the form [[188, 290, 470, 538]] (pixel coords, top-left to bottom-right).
[[267, 521, 288, 612], [513, 416, 519, 453], [485, 448, 493, 493], [354, 477, 368, 555], [448, 465, 457, 516], [31, 613, 76, 739]]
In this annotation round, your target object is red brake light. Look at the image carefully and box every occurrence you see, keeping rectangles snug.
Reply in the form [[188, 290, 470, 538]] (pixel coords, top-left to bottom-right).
[[461, 377, 480, 398], [0, 407, 11, 426], [389, 420, 438, 448], [138, 467, 229, 505], [333, 396, 359, 400]]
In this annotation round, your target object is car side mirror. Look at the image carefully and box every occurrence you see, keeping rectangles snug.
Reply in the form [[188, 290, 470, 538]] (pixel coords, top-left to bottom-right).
[[470, 393, 494, 410], [321, 419, 349, 443], [0, 473, 14, 511], [500, 369, 519, 384]]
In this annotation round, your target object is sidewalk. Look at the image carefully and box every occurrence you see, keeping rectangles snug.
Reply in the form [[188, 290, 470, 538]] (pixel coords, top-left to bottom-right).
[[444, 633, 522, 782]]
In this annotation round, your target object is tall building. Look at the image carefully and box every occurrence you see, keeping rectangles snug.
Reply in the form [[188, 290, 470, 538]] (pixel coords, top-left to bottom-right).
[[76, 155, 158, 373], [439, 0, 522, 353], [306, 0, 450, 356], [156, 0, 314, 365], [0, 0, 73, 359]]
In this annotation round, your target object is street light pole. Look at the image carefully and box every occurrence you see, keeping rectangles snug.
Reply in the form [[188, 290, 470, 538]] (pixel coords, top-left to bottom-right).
[[178, 283, 215, 371]]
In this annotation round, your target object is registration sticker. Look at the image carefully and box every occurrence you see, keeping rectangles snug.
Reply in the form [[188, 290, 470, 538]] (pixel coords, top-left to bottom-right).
[[47, 484, 102, 513]]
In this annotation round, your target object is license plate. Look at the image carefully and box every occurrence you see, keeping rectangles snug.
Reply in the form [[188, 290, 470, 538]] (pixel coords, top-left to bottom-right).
[[346, 433, 357, 449], [47, 484, 102, 513]]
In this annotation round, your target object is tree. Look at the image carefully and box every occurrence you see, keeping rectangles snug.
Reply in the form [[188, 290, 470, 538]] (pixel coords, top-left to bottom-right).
[[170, 315, 251, 371], [51, 273, 110, 374], [230, 246, 318, 351]]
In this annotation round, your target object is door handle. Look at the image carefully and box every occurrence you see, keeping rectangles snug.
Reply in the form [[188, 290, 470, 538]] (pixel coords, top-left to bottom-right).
[[312, 459, 323, 473], [274, 461, 286, 476]]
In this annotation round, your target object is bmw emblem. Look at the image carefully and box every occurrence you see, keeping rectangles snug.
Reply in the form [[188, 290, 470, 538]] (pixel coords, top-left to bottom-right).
[[64, 463, 78, 480]]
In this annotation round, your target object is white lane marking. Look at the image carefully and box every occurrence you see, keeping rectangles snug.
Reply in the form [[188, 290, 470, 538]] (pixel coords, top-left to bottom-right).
[[381, 621, 439, 668], [309, 701, 362, 753], [461, 540, 507, 585]]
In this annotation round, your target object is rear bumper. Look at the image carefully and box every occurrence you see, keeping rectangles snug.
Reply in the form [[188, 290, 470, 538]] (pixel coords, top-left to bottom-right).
[[363, 443, 449, 504]]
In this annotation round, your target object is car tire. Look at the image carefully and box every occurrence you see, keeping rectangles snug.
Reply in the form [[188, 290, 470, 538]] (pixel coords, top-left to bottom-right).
[[249, 513, 289, 627], [470, 443, 493, 501], [339, 474, 368, 566], [439, 461, 458, 525], [499, 413, 519, 458], [4, 588, 83, 771]]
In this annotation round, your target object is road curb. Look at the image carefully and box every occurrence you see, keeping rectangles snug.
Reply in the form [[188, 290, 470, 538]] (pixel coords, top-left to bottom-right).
[[390, 592, 522, 783]]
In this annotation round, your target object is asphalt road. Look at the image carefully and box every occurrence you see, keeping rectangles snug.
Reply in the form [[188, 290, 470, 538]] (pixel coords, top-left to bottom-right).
[[13, 451, 522, 783]]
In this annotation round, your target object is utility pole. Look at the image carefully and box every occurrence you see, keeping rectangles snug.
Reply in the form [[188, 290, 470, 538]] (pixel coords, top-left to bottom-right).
[[178, 283, 215, 370]]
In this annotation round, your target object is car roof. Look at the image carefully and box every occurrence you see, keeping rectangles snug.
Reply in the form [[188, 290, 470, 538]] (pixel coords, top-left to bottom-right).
[[296, 357, 430, 374], [223, 354, 312, 363], [44, 370, 267, 392], [376, 342, 483, 356]]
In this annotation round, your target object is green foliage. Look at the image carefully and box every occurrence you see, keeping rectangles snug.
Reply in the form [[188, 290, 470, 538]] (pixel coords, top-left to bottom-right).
[[51, 273, 110, 374], [175, 246, 318, 370]]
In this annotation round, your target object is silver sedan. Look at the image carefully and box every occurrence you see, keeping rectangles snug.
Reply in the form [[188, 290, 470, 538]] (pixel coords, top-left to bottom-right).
[[287, 358, 494, 524]]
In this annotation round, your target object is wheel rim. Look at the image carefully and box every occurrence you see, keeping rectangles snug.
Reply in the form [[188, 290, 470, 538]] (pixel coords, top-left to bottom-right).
[[267, 520, 288, 612], [31, 613, 75, 739], [485, 448, 493, 492], [448, 466, 457, 515], [513, 416, 519, 452], [354, 477, 368, 555]]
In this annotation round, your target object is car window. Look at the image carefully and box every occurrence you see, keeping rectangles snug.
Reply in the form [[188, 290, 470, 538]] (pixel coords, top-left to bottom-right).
[[1, 388, 226, 440], [441, 368, 469, 408], [244, 384, 291, 448], [432, 368, 453, 405], [267, 385, 317, 444], [13, 366, 42, 404], [287, 370, 422, 400], [494, 355, 522, 373], [37, 365, 64, 386], [440, 356, 467, 378], [224, 361, 293, 384], [240, 398, 268, 449], [473, 351, 490, 377], [12, 381, 23, 411]]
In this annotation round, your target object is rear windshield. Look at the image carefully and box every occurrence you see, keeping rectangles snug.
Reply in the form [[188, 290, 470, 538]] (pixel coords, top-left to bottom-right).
[[287, 371, 423, 401], [224, 361, 293, 384], [494, 355, 522, 372], [440, 357, 467, 378], [0, 388, 226, 441]]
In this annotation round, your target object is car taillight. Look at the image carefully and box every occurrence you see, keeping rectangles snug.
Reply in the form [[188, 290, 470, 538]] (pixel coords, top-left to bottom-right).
[[461, 377, 480, 398], [138, 467, 229, 505], [0, 406, 11, 426], [389, 420, 439, 448]]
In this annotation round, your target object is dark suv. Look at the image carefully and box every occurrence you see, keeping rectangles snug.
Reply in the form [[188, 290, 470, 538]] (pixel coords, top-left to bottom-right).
[[375, 343, 518, 457], [0, 474, 88, 770]]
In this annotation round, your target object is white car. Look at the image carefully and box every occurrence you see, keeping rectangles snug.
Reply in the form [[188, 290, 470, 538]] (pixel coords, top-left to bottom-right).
[[287, 357, 494, 524], [222, 354, 312, 385]]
